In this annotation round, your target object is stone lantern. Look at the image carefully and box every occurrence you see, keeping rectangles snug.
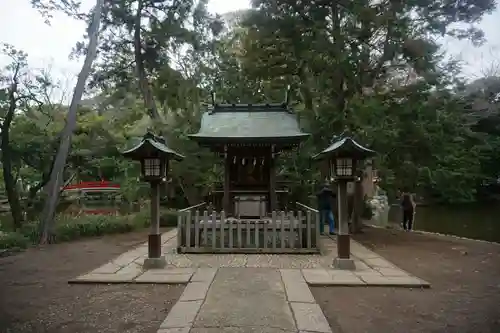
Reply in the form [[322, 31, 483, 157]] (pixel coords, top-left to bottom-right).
[[122, 131, 184, 269], [313, 132, 375, 269]]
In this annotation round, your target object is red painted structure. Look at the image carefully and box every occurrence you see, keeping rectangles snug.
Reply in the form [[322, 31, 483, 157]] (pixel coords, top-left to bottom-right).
[[62, 181, 121, 215], [62, 180, 120, 192]]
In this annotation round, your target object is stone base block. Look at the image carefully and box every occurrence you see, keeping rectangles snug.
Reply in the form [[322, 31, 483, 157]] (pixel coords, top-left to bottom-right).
[[143, 256, 167, 269], [333, 257, 356, 270]]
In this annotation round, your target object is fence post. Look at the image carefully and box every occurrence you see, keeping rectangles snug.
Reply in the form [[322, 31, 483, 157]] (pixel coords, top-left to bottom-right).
[[194, 210, 200, 249], [220, 211, 226, 249], [289, 211, 295, 249], [255, 220, 259, 248], [237, 219, 243, 248], [211, 211, 217, 249], [280, 211, 286, 249], [272, 211, 277, 249], [298, 210, 303, 248], [203, 210, 208, 246], [186, 211, 192, 250], [263, 217, 268, 249], [306, 210, 312, 249], [177, 212, 183, 252], [246, 220, 251, 248], [315, 211, 320, 248], [228, 213, 233, 249]]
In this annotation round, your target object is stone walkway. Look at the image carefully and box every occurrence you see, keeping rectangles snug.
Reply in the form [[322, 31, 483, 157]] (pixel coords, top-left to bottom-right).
[[69, 229, 431, 333], [158, 268, 332, 333], [70, 229, 430, 287]]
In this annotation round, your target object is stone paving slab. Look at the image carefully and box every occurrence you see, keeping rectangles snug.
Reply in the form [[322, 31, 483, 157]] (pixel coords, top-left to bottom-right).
[[191, 268, 217, 282], [179, 281, 212, 301], [70, 228, 430, 289], [290, 302, 332, 333], [189, 328, 297, 333], [92, 262, 122, 274], [363, 257, 396, 268], [193, 268, 296, 331], [358, 275, 429, 287], [69, 272, 142, 283], [280, 269, 315, 303], [157, 328, 190, 333], [302, 268, 429, 287], [159, 300, 203, 329], [135, 272, 192, 284]]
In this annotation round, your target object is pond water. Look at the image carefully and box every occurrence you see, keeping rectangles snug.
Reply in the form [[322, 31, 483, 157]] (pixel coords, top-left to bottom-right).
[[388, 204, 500, 243]]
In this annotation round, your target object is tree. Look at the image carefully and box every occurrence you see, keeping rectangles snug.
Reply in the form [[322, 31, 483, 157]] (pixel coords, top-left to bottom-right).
[[0, 45, 29, 229], [38, 0, 104, 243], [78, 0, 225, 204], [8, 0, 494, 231], [0, 44, 60, 229]]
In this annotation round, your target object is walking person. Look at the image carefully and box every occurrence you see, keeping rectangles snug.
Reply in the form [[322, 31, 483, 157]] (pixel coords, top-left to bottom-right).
[[316, 182, 336, 235], [401, 190, 416, 231]]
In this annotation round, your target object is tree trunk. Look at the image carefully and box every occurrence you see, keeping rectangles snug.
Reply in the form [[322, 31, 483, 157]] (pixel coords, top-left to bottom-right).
[[177, 176, 202, 206], [38, 0, 103, 244], [134, 0, 162, 123], [2, 145, 24, 230], [24, 179, 48, 221], [1, 64, 25, 230]]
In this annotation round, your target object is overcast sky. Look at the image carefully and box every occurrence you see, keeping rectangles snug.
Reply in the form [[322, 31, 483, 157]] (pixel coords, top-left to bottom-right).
[[0, 0, 499, 99]]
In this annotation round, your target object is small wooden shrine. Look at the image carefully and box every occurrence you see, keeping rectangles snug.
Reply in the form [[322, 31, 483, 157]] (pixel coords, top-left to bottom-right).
[[189, 92, 309, 218]]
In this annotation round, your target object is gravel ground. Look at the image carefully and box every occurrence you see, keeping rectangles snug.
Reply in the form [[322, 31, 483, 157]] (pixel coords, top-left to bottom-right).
[[311, 227, 500, 333], [0, 230, 184, 333]]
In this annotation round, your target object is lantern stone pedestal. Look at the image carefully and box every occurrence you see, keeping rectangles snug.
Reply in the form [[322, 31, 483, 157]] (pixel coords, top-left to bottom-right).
[[333, 257, 356, 270], [312, 132, 376, 272], [143, 181, 166, 269], [333, 181, 356, 270], [333, 236, 356, 270], [144, 256, 166, 269]]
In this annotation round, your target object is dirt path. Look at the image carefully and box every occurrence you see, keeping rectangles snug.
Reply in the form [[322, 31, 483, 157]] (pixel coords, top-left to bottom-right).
[[311, 227, 500, 333], [0, 230, 184, 333]]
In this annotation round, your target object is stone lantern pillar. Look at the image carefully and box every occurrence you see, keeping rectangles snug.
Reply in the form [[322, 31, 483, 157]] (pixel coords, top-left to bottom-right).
[[312, 132, 376, 270], [122, 131, 184, 269]]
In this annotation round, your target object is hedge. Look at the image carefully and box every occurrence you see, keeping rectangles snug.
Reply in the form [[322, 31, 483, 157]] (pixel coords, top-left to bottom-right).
[[0, 208, 184, 253], [0, 210, 151, 251], [160, 209, 178, 227], [0, 232, 30, 251]]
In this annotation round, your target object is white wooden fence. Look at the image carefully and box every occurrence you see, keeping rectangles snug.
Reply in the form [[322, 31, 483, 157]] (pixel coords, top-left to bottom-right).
[[176, 203, 320, 254]]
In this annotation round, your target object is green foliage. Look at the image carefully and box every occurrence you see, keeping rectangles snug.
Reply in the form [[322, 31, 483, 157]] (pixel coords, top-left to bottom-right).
[[0, 231, 30, 250], [0, 0, 498, 238], [160, 209, 178, 227], [19, 213, 149, 245], [0, 211, 150, 252]]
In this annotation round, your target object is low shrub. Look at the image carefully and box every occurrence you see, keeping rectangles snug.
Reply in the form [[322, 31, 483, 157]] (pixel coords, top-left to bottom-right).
[[18, 211, 151, 245], [0, 208, 156, 252], [160, 209, 178, 227], [0, 231, 30, 250]]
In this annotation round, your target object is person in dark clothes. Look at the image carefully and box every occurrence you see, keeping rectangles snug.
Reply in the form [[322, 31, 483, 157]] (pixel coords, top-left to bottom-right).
[[316, 182, 336, 235], [401, 190, 416, 231]]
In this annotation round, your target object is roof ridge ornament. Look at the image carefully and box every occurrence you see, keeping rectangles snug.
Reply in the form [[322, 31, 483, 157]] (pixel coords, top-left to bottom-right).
[[331, 129, 349, 143], [144, 129, 166, 144]]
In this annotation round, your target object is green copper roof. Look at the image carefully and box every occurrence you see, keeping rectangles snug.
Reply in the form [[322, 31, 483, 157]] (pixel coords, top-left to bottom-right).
[[122, 131, 184, 161], [189, 103, 309, 141]]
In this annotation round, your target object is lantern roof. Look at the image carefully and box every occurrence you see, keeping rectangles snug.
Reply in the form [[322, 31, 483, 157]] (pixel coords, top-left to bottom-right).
[[122, 131, 184, 161], [312, 131, 376, 161]]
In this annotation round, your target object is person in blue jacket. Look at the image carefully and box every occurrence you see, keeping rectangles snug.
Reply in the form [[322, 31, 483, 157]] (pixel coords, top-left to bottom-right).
[[316, 182, 336, 235]]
